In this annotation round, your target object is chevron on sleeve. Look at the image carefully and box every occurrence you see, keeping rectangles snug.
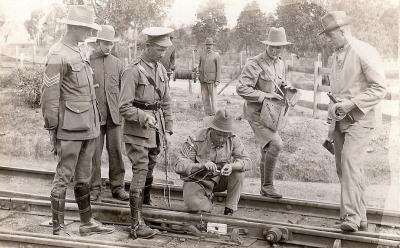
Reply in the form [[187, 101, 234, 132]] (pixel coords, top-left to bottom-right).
[[43, 72, 60, 87]]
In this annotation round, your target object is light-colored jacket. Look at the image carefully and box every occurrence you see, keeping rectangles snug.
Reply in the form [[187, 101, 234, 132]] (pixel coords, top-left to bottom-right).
[[329, 37, 386, 128], [175, 128, 251, 186], [236, 52, 286, 123]]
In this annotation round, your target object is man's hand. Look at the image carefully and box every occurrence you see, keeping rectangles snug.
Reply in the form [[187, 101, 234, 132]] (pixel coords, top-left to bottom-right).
[[215, 80, 220, 87], [204, 161, 218, 172], [49, 130, 57, 155], [144, 114, 157, 129], [164, 132, 171, 146], [265, 92, 283, 101], [221, 163, 233, 176], [334, 99, 355, 116]]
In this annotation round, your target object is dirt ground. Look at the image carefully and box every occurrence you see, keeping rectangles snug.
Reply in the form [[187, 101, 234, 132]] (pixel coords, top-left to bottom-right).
[[0, 79, 399, 212]]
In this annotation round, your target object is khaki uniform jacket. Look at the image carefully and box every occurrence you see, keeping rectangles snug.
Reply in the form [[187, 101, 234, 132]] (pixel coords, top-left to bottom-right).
[[236, 52, 286, 123], [198, 51, 221, 84], [330, 38, 386, 128], [40, 40, 100, 140], [174, 128, 251, 188], [160, 45, 175, 72], [90, 51, 124, 125], [119, 54, 173, 148]]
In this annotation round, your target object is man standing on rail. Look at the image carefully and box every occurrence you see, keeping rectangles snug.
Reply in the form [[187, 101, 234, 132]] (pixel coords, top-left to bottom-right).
[[120, 27, 174, 239], [89, 25, 129, 202], [319, 11, 386, 232], [198, 37, 221, 116], [40, 5, 115, 236], [236, 27, 292, 199], [175, 109, 251, 215]]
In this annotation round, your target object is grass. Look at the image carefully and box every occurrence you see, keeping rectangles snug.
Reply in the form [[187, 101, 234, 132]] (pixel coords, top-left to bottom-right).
[[0, 79, 394, 185]]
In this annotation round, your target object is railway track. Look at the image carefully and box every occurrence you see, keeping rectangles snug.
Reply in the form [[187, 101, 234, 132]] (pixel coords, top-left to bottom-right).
[[0, 164, 398, 228], [0, 164, 399, 247]]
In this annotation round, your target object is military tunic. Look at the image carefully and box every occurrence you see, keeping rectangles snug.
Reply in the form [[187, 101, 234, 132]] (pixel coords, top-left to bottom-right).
[[198, 51, 221, 115], [236, 51, 286, 150], [120, 54, 173, 189], [175, 128, 251, 212], [89, 51, 126, 194], [40, 40, 100, 196], [329, 37, 386, 226]]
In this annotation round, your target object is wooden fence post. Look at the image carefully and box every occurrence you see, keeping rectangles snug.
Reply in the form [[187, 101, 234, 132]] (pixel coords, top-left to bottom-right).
[[313, 53, 322, 118], [188, 50, 194, 95], [33, 45, 36, 65]]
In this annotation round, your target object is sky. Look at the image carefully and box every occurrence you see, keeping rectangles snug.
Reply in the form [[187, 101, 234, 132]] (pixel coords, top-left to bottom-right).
[[0, 0, 398, 42]]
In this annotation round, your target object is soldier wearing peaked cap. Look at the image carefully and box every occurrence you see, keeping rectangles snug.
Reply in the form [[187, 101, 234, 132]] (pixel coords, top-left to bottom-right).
[[119, 26, 174, 239], [160, 32, 176, 80], [40, 5, 114, 237], [88, 25, 129, 202], [319, 11, 386, 232], [236, 27, 294, 199]]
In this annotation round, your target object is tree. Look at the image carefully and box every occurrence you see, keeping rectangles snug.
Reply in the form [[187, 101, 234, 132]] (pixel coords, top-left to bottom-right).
[[191, 0, 228, 46], [275, 0, 330, 60], [37, 3, 67, 46], [234, 1, 272, 56], [92, 0, 172, 40], [24, 9, 45, 41], [328, 0, 398, 59]]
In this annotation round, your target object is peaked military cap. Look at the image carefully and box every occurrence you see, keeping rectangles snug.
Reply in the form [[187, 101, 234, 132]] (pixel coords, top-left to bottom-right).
[[142, 27, 174, 47]]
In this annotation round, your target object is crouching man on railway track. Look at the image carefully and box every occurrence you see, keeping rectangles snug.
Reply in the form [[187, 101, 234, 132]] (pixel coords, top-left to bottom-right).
[[120, 27, 174, 239], [236, 27, 293, 199], [40, 6, 115, 236], [174, 109, 251, 215], [319, 11, 386, 232]]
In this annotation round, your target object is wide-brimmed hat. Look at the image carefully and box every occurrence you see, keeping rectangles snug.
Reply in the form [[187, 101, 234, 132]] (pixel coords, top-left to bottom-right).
[[142, 27, 174, 47], [319, 11, 352, 35], [208, 109, 234, 133], [261, 27, 292, 46], [205, 37, 216, 45], [59, 5, 100, 30], [97, 25, 119, 42]]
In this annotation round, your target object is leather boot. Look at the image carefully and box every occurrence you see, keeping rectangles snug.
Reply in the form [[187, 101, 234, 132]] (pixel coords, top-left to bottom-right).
[[260, 150, 282, 199], [74, 183, 115, 236], [130, 189, 158, 239], [143, 177, 153, 205], [51, 191, 69, 236]]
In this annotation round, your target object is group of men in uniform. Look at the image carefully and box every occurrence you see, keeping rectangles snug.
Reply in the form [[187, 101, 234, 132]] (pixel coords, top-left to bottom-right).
[[40, 4, 386, 240]]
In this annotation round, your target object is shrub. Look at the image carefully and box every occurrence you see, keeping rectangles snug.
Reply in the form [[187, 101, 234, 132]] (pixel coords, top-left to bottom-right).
[[12, 65, 44, 108]]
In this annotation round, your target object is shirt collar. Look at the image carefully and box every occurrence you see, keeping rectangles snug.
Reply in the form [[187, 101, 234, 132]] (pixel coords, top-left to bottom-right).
[[140, 53, 156, 68]]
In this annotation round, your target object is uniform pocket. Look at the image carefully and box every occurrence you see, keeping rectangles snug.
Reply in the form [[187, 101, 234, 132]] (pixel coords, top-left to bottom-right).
[[62, 101, 91, 131], [70, 62, 89, 88]]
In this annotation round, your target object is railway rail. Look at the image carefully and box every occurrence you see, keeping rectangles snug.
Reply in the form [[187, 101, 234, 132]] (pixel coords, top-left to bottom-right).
[[0, 164, 399, 247], [0, 164, 398, 228]]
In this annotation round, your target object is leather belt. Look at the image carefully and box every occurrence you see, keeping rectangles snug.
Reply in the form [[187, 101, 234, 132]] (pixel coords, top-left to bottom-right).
[[132, 101, 161, 111]]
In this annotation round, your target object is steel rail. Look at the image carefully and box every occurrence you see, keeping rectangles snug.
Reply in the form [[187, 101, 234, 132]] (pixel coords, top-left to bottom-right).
[[0, 164, 398, 228], [0, 229, 156, 248], [1, 194, 399, 248]]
